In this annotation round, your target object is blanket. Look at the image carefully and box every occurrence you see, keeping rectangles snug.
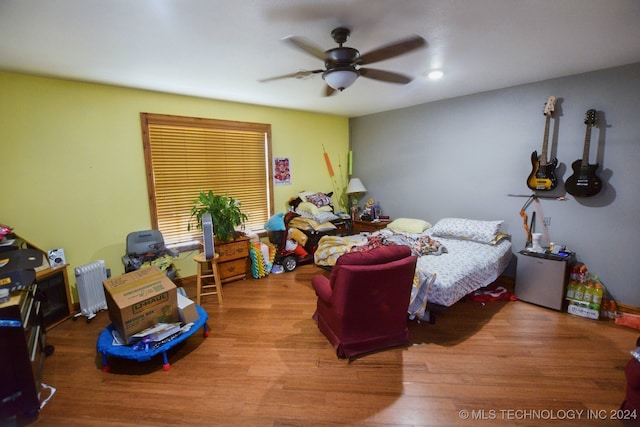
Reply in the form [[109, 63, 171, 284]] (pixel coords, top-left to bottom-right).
[[314, 231, 446, 266], [313, 235, 368, 266]]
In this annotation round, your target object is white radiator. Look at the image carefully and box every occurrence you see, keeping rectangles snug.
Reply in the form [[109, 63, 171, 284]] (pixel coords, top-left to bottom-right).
[[74, 260, 108, 322]]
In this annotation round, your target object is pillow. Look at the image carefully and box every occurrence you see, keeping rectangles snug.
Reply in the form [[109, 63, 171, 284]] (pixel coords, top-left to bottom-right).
[[298, 191, 316, 202], [296, 201, 319, 215], [430, 218, 503, 244], [314, 222, 337, 232], [387, 218, 432, 234], [288, 228, 308, 246], [264, 212, 286, 231], [306, 192, 332, 207]]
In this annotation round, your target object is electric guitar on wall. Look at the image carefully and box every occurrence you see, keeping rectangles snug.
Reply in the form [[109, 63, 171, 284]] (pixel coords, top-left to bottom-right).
[[527, 96, 558, 191], [566, 109, 602, 197]]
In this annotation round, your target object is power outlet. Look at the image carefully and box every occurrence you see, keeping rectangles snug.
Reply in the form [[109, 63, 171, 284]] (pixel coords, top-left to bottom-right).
[[543, 216, 551, 227]]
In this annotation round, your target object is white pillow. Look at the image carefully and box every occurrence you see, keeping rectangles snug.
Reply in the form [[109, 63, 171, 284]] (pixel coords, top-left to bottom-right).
[[430, 218, 503, 244], [298, 191, 316, 202], [296, 201, 319, 215], [387, 218, 432, 234]]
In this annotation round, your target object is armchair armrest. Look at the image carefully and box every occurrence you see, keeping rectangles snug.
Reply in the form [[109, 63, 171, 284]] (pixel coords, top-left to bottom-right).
[[312, 275, 332, 303]]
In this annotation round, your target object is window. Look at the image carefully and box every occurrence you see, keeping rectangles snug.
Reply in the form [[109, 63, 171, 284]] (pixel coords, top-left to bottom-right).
[[140, 113, 273, 249]]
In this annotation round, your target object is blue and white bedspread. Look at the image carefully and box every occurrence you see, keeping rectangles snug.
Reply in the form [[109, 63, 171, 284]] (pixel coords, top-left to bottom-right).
[[414, 233, 512, 308]]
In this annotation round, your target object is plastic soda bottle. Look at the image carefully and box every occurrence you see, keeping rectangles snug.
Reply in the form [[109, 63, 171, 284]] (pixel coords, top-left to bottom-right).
[[578, 264, 588, 283], [570, 264, 579, 281], [591, 283, 604, 311], [566, 279, 577, 300], [583, 282, 594, 304], [609, 299, 619, 318], [574, 281, 585, 301]]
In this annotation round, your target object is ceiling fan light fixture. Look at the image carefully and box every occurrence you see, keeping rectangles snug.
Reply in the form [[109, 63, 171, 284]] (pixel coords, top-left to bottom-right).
[[428, 70, 444, 80], [323, 68, 359, 91]]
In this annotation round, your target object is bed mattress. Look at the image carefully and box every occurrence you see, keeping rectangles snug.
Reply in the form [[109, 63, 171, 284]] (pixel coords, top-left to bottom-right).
[[415, 234, 513, 307]]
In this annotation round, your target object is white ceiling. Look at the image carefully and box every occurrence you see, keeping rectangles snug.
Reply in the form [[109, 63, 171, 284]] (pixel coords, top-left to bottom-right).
[[1, 0, 640, 118]]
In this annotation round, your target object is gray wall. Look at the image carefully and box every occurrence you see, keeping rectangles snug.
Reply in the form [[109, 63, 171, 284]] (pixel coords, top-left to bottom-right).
[[350, 63, 640, 307]]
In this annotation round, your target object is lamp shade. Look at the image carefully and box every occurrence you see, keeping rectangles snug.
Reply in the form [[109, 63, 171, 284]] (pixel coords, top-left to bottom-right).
[[346, 178, 367, 194], [323, 68, 359, 91]]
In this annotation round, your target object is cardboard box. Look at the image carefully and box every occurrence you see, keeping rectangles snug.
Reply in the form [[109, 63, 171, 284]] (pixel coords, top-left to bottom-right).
[[177, 292, 198, 324], [103, 266, 178, 344], [567, 301, 600, 320]]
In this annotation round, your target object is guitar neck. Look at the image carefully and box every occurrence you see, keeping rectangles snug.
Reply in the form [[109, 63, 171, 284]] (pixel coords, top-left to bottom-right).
[[581, 123, 593, 167], [540, 115, 551, 165]]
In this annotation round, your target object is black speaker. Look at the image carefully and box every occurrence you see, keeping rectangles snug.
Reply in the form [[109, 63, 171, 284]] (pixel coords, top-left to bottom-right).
[[202, 213, 215, 259]]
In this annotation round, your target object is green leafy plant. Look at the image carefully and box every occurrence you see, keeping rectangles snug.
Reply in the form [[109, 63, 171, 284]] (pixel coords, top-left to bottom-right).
[[189, 190, 248, 242]]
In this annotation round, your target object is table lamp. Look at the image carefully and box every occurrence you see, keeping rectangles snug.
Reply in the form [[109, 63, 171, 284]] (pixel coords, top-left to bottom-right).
[[346, 178, 367, 219]]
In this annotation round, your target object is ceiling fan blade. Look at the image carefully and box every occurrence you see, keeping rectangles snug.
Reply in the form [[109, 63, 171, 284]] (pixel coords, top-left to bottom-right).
[[323, 84, 337, 97], [359, 68, 413, 84], [358, 35, 426, 65], [283, 36, 328, 61], [259, 69, 324, 83]]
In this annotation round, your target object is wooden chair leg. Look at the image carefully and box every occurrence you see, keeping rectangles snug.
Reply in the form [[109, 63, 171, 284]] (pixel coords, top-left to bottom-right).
[[212, 259, 223, 304], [196, 261, 203, 306], [194, 253, 222, 305]]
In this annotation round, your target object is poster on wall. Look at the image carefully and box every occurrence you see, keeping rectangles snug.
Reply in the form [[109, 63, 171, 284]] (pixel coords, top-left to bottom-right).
[[274, 157, 291, 185]]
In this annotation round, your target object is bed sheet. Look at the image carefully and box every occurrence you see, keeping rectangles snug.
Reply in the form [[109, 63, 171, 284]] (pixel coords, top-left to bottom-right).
[[415, 234, 513, 308]]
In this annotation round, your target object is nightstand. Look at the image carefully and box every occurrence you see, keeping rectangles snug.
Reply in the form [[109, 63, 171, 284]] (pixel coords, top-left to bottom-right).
[[352, 219, 391, 234]]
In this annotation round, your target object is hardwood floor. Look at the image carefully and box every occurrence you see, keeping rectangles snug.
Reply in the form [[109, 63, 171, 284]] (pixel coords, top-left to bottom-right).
[[25, 265, 639, 426]]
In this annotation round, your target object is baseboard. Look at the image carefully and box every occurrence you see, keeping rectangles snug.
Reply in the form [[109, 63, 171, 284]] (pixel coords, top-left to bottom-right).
[[180, 273, 640, 315], [173, 276, 195, 287], [497, 275, 639, 315], [617, 303, 640, 316]]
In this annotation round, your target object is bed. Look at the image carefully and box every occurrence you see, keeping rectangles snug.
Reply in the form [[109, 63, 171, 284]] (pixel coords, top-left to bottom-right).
[[314, 217, 513, 321]]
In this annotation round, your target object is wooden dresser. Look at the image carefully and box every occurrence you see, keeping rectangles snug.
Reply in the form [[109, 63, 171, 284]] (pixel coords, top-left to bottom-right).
[[215, 235, 251, 283]]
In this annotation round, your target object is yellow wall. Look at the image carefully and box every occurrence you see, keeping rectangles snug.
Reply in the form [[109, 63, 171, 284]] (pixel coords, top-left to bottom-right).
[[0, 71, 349, 301]]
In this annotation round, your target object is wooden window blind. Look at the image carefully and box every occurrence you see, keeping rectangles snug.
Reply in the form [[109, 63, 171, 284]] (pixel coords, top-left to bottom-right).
[[140, 113, 273, 248]]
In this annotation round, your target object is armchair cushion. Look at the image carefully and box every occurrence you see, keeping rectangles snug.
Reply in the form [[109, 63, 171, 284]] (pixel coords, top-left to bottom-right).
[[312, 245, 417, 359]]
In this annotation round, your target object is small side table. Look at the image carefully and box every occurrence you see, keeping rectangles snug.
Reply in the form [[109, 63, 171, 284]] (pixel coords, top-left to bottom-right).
[[194, 253, 223, 305], [352, 219, 391, 234]]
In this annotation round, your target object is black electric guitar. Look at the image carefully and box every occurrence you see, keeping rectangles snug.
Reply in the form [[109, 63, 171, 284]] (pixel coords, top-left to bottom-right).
[[527, 96, 558, 191], [566, 109, 602, 197]]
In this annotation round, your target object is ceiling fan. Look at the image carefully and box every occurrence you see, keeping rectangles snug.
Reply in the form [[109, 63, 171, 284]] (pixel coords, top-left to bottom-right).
[[259, 27, 427, 96]]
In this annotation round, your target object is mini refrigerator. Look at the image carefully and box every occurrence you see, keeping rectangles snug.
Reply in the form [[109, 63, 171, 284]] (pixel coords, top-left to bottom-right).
[[515, 251, 573, 311]]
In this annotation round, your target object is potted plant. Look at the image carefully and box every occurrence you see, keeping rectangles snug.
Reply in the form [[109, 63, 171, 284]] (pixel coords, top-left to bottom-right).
[[189, 190, 248, 242]]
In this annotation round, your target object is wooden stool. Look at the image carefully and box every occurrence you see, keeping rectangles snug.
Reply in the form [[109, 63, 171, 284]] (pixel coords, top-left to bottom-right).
[[194, 253, 223, 305]]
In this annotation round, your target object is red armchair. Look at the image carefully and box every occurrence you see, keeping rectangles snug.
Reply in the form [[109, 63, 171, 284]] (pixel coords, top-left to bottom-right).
[[621, 337, 640, 413], [312, 245, 417, 359]]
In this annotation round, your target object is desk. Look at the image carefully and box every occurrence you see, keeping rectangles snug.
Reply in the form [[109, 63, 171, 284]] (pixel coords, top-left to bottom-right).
[[0, 286, 49, 420], [7, 234, 73, 330], [97, 305, 209, 372]]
